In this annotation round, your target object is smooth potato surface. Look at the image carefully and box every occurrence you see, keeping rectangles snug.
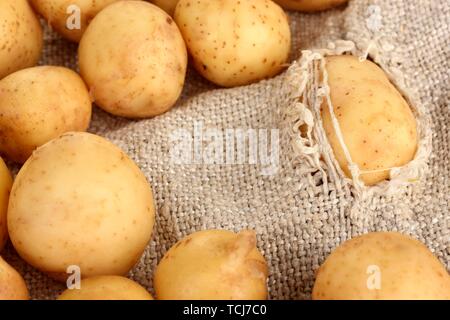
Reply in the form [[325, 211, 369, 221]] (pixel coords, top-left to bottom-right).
[[0, 66, 92, 163], [321, 55, 418, 185], [174, 0, 291, 87], [154, 230, 268, 300], [0, 256, 29, 300], [58, 276, 154, 300], [79, 1, 187, 118], [313, 232, 450, 300], [0, 158, 12, 251], [30, 0, 128, 43], [8, 132, 156, 280], [0, 0, 43, 79]]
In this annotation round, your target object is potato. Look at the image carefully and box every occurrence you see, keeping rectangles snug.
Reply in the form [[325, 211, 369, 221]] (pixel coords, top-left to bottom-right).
[[0, 66, 92, 163], [0, 256, 29, 300], [0, 0, 43, 80], [273, 0, 348, 12], [7, 132, 156, 280], [149, 0, 179, 16], [30, 0, 128, 43], [321, 55, 418, 185], [58, 275, 153, 300], [174, 0, 291, 87], [313, 232, 450, 300], [154, 230, 268, 300], [0, 158, 12, 251], [79, 1, 187, 118]]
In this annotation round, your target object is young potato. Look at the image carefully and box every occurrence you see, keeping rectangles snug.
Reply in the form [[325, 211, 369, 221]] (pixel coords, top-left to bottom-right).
[[30, 0, 128, 43], [149, 0, 179, 16], [0, 66, 92, 163], [154, 230, 268, 300], [313, 232, 450, 300], [58, 276, 153, 300], [0, 256, 29, 300], [273, 0, 348, 12], [79, 1, 187, 118], [0, 0, 43, 80], [174, 0, 291, 87], [7, 132, 156, 281], [0, 158, 12, 252], [321, 55, 418, 185]]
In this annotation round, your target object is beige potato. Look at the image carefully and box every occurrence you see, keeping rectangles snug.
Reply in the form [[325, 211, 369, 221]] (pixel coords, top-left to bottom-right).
[[0, 0, 43, 80], [321, 55, 418, 185], [8, 132, 156, 281], [0, 158, 12, 251], [154, 230, 268, 300], [273, 0, 348, 12], [0, 66, 92, 163], [313, 232, 450, 300], [150, 0, 179, 16], [58, 276, 154, 300], [174, 0, 291, 87], [79, 1, 187, 118], [0, 256, 29, 300], [30, 0, 129, 43]]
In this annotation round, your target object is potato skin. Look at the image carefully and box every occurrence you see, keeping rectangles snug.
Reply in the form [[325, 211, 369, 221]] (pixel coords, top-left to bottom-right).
[[174, 0, 291, 87], [313, 232, 450, 300], [0, 0, 43, 80], [154, 230, 268, 300], [58, 275, 153, 300], [7, 132, 156, 280], [0, 256, 29, 300], [274, 0, 348, 12], [0, 158, 12, 251], [321, 55, 418, 185], [30, 0, 128, 43], [79, 1, 187, 118], [150, 0, 179, 16], [0, 66, 92, 163]]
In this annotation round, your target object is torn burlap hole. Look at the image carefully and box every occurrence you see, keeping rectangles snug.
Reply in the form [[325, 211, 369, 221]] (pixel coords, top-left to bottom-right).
[[282, 40, 432, 217]]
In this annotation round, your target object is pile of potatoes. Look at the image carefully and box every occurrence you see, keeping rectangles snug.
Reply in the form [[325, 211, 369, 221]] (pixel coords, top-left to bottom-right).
[[0, 0, 448, 301], [0, 0, 418, 184], [1, 131, 271, 300]]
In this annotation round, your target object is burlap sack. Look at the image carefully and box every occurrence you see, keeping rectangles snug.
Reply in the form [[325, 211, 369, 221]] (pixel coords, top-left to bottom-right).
[[3, 0, 449, 300]]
